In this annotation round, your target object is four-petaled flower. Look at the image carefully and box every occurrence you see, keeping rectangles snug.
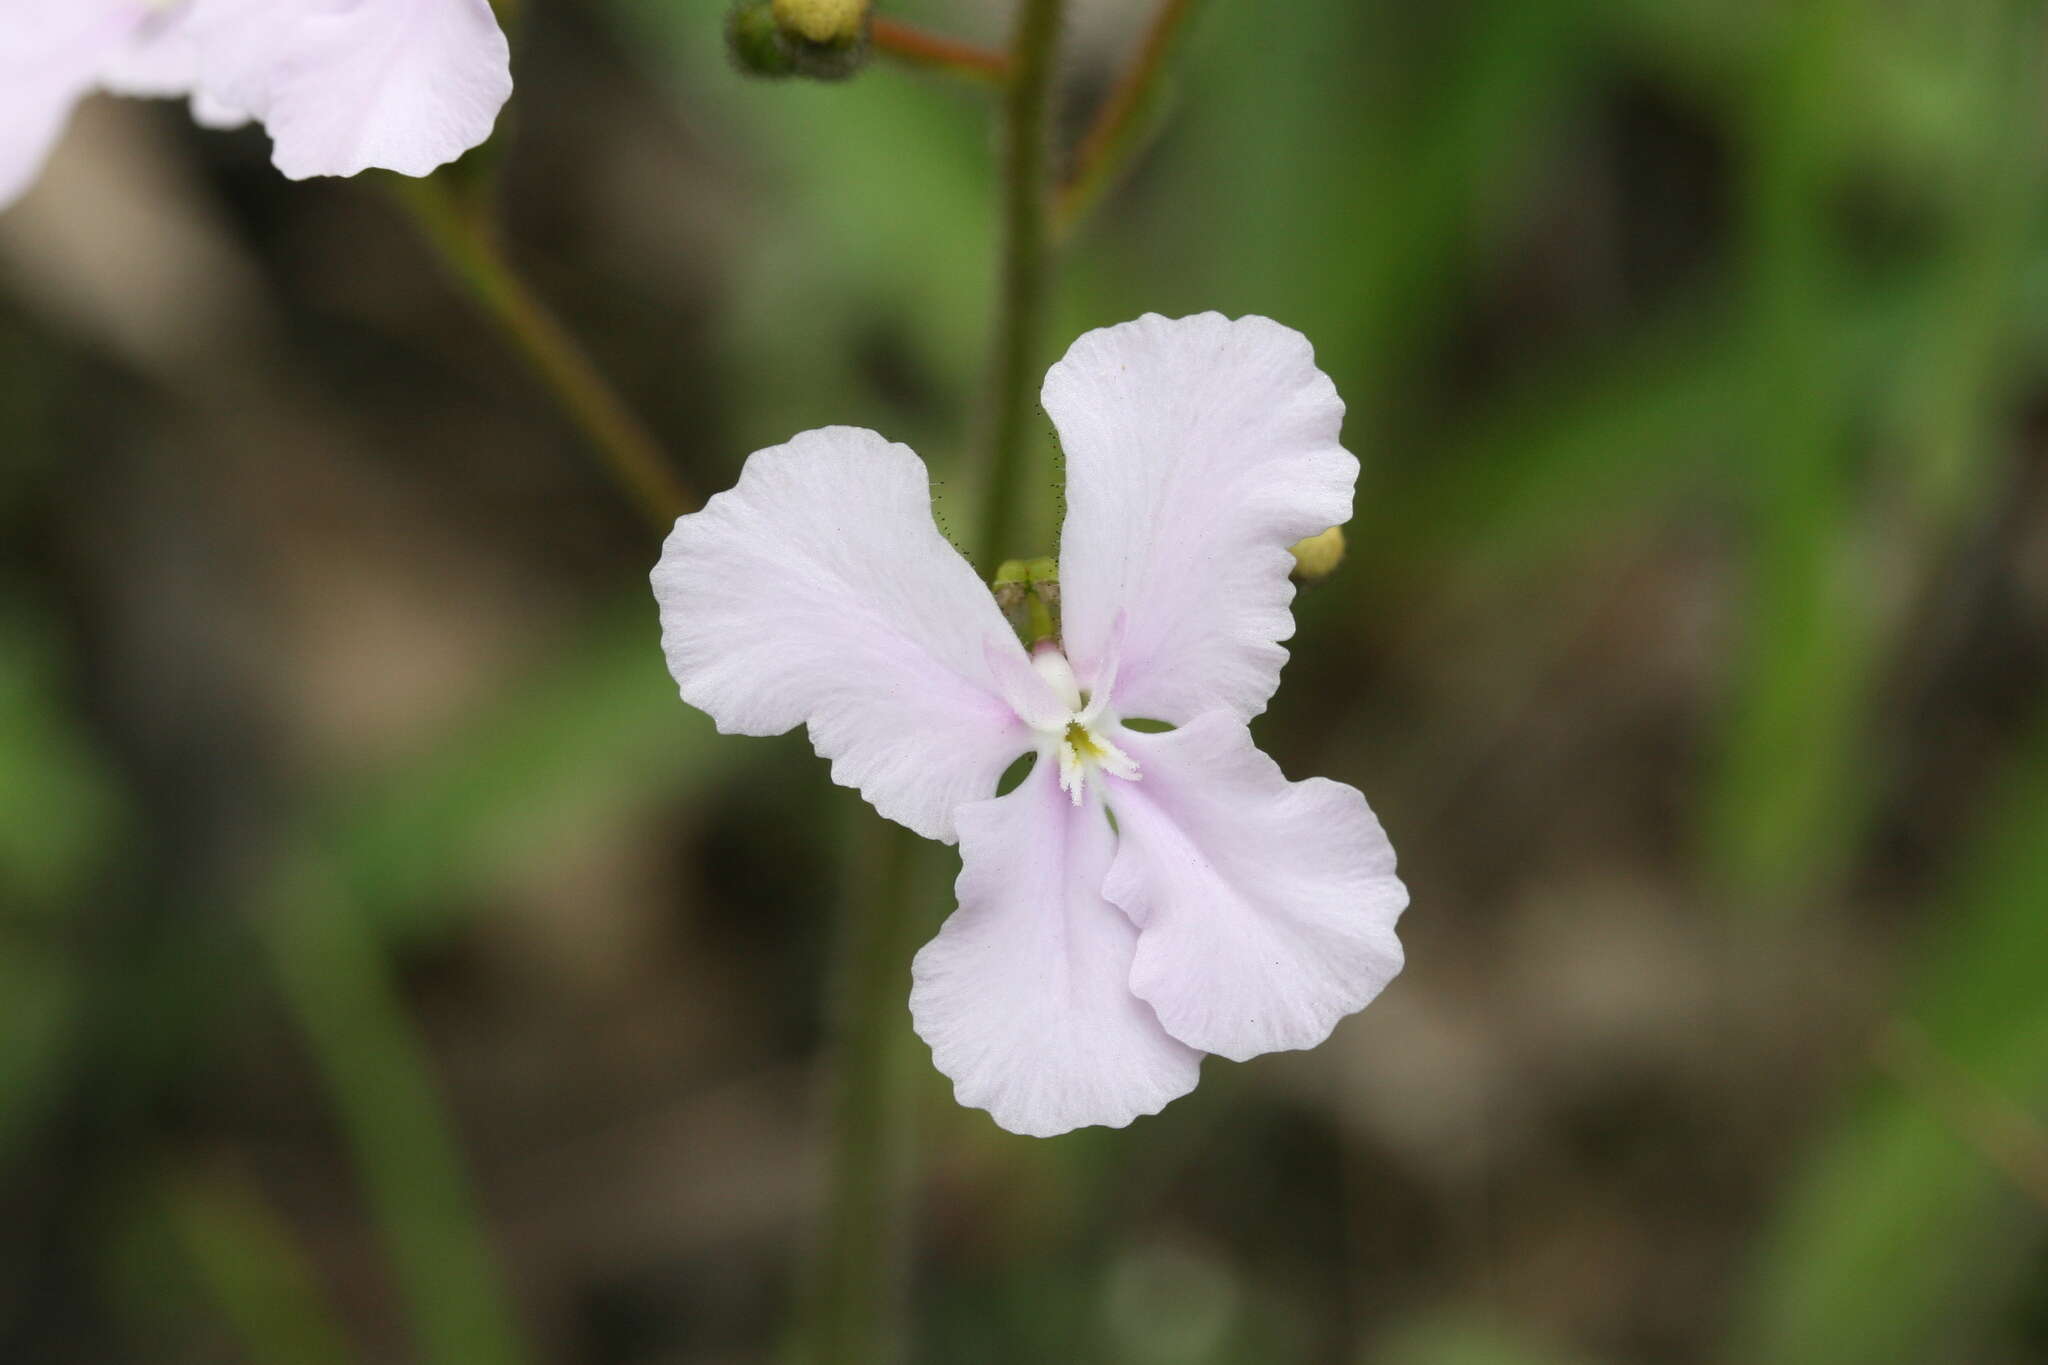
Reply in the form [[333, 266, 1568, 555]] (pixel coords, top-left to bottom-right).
[[653, 313, 1408, 1136], [1, 0, 512, 212]]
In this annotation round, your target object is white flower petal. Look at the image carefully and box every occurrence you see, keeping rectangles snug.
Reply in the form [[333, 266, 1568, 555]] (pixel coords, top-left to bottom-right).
[[1046, 313, 1357, 723], [98, 9, 201, 98], [653, 427, 1037, 843], [192, 0, 511, 180], [181, 0, 293, 116], [981, 637, 1070, 734], [0, 71, 91, 213], [0, 1, 140, 211], [189, 90, 250, 131], [911, 761, 1204, 1136], [1104, 713, 1406, 1061]]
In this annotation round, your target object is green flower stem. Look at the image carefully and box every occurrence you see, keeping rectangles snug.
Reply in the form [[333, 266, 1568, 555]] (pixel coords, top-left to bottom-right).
[[976, 0, 1070, 570], [807, 822, 923, 1364], [389, 176, 694, 530], [1053, 0, 1205, 241]]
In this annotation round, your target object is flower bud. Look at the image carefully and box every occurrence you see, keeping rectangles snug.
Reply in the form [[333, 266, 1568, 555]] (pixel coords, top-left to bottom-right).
[[1022, 555, 1059, 612], [773, 0, 869, 45], [992, 559, 1032, 615], [992, 557, 1059, 642], [726, 0, 871, 81], [1289, 526, 1346, 584]]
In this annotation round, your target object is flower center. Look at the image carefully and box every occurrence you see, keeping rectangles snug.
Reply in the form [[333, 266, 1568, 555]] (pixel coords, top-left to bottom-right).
[[1027, 645, 1139, 804], [1052, 714, 1138, 804]]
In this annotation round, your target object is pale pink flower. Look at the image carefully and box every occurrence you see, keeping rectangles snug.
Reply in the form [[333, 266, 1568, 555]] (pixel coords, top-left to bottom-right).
[[653, 314, 1408, 1136], [0, 0, 511, 211]]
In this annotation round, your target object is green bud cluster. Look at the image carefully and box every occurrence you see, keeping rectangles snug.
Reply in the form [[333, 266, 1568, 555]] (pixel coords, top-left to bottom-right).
[[726, 0, 872, 81]]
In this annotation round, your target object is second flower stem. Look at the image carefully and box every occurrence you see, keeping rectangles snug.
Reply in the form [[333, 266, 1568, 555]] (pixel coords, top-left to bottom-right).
[[390, 176, 694, 530], [1054, 0, 1203, 240], [976, 0, 1070, 570]]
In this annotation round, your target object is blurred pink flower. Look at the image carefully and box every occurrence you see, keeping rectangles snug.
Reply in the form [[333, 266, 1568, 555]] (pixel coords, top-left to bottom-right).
[[653, 313, 1408, 1136], [0, 0, 511, 211]]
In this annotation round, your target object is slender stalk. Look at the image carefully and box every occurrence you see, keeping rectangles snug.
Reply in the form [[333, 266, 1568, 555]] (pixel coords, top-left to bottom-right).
[[259, 858, 531, 1365], [976, 0, 1070, 569], [1877, 1019, 2048, 1211], [389, 177, 694, 529], [871, 17, 1011, 85], [1053, 0, 1202, 240], [808, 823, 923, 1364], [166, 1170, 362, 1365]]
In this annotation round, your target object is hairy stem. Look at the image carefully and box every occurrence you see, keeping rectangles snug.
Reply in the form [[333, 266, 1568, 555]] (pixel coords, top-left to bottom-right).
[[871, 17, 1011, 84], [976, 0, 1069, 570], [1054, 0, 1203, 240], [389, 177, 693, 529]]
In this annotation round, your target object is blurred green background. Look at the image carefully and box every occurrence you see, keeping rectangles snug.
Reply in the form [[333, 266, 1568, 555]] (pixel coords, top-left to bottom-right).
[[3, 0, 2047, 1362]]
